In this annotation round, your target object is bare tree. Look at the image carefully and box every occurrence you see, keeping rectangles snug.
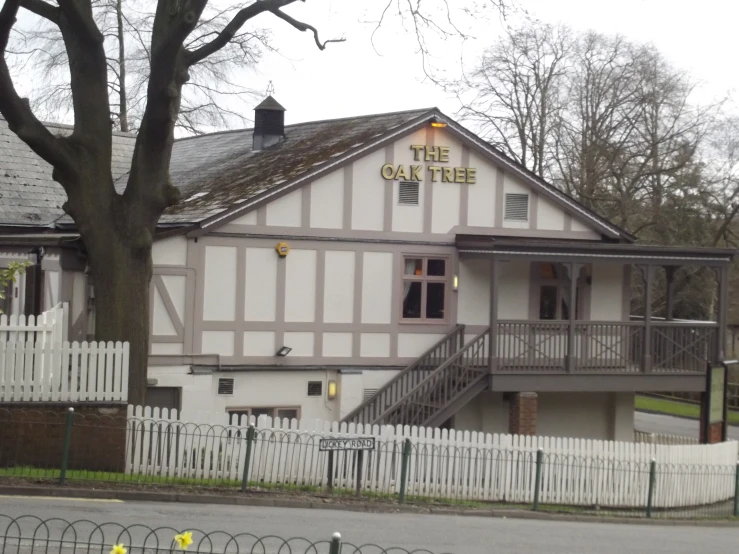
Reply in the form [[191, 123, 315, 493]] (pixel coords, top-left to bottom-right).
[[0, 0, 507, 405], [551, 31, 641, 215], [457, 22, 571, 176], [8, 0, 269, 133]]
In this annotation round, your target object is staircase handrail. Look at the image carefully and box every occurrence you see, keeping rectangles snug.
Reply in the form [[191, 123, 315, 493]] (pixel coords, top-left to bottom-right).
[[381, 328, 489, 426], [341, 324, 465, 424]]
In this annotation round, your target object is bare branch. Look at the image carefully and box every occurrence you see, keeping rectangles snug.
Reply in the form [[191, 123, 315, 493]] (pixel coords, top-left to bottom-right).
[[186, 0, 298, 65], [271, 8, 345, 50], [0, 0, 75, 175]]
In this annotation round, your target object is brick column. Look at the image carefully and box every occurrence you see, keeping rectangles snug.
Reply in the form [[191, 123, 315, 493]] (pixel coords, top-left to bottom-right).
[[509, 392, 538, 436]]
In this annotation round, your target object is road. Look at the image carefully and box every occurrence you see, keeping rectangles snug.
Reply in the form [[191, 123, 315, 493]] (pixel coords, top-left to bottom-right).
[[1, 496, 738, 554], [635, 411, 739, 440]]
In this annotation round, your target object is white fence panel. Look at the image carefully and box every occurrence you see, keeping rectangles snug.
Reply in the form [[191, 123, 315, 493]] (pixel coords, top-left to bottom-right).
[[634, 430, 699, 445], [0, 339, 128, 402], [0, 303, 68, 345], [123, 407, 739, 510]]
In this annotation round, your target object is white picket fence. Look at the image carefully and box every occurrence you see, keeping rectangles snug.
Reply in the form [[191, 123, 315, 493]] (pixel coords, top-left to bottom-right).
[[126, 406, 738, 510], [0, 340, 129, 402], [0, 302, 68, 345], [634, 430, 699, 445]]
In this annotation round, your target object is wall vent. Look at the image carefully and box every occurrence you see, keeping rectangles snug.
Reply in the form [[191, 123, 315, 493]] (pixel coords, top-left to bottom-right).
[[504, 193, 529, 221], [217, 378, 234, 395], [307, 381, 323, 396], [398, 181, 420, 205], [363, 388, 379, 401]]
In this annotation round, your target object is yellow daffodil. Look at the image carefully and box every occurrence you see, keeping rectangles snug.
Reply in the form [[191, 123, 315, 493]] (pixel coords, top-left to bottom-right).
[[174, 532, 193, 550], [110, 544, 127, 554]]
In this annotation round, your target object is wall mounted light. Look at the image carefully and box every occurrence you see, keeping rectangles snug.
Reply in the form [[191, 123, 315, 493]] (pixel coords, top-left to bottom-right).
[[327, 380, 337, 400], [431, 122, 447, 128], [452, 274, 459, 291], [276, 346, 292, 357]]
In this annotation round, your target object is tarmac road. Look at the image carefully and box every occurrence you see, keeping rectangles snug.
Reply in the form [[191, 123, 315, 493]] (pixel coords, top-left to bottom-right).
[[1, 496, 738, 554]]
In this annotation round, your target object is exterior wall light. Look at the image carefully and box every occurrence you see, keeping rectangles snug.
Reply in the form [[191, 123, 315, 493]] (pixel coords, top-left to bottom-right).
[[431, 122, 447, 128], [276, 346, 292, 357], [453, 274, 459, 291], [327, 380, 337, 400]]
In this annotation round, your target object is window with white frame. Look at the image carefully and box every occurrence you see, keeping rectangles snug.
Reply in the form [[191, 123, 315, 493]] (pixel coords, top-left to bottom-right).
[[401, 256, 448, 321]]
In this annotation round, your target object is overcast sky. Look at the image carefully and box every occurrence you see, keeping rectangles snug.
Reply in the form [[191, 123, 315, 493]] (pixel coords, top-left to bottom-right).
[[12, 0, 739, 129], [246, 0, 738, 126]]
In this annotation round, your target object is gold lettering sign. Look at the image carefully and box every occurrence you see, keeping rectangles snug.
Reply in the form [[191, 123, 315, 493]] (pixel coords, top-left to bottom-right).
[[380, 145, 476, 184]]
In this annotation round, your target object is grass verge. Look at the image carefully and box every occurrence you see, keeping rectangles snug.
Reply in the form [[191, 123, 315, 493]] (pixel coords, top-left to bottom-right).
[[635, 395, 739, 425]]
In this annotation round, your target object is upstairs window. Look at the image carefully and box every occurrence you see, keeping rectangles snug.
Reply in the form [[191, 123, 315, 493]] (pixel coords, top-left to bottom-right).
[[402, 257, 448, 322]]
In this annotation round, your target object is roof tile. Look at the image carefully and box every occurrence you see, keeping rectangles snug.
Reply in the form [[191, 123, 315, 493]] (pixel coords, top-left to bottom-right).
[[1, 108, 432, 227]]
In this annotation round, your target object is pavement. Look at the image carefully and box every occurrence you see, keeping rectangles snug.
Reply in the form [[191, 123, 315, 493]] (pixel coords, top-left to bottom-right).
[[634, 410, 739, 440], [1, 496, 739, 554]]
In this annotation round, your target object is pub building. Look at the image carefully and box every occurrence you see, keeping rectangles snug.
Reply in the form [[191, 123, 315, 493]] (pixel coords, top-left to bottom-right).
[[0, 96, 733, 440]]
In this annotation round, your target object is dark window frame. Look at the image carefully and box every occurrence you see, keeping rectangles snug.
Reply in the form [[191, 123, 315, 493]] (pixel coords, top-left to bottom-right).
[[226, 406, 301, 424], [400, 255, 450, 324]]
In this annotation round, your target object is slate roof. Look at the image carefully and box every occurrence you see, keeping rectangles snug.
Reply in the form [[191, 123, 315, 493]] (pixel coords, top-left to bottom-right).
[[0, 115, 136, 226], [160, 108, 433, 223], [0, 108, 433, 227], [0, 106, 633, 240]]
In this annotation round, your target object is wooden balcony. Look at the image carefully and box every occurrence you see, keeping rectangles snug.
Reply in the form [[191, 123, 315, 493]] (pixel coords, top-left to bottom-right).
[[344, 320, 719, 426], [493, 320, 717, 374]]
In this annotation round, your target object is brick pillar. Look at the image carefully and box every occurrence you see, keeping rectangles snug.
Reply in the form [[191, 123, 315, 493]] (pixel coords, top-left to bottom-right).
[[509, 392, 538, 436]]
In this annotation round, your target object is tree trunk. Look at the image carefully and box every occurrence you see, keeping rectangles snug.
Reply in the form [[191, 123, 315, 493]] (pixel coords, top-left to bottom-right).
[[86, 238, 151, 407]]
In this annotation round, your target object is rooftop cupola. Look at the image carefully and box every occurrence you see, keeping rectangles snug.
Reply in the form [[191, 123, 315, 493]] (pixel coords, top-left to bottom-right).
[[253, 95, 286, 151]]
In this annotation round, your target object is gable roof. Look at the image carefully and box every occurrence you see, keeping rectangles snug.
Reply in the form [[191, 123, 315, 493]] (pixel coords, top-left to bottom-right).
[[0, 108, 634, 241], [159, 108, 435, 223]]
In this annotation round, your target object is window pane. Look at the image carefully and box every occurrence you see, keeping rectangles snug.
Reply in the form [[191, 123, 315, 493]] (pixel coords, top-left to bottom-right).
[[277, 409, 299, 421], [539, 285, 558, 320], [427, 259, 446, 276], [426, 282, 445, 319], [228, 410, 250, 424], [403, 281, 423, 318], [540, 263, 555, 279], [404, 258, 423, 276], [252, 407, 273, 419]]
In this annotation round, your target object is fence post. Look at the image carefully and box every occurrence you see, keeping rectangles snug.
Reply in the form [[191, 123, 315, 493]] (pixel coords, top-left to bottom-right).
[[399, 438, 412, 504], [355, 451, 363, 497], [328, 532, 341, 554], [240, 425, 256, 493], [533, 448, 543, 511], [327, 451, 334, 493], [734, 462, 739, 517], [59, 407, 74, 485], [646, 458, 656, 518]]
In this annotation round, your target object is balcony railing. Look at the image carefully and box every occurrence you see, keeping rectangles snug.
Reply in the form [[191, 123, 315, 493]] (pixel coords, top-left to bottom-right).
[[494, 320, 717, 373]]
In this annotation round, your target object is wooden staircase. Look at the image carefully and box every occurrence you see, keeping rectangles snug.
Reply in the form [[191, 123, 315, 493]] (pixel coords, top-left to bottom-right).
[[341, 327, 490, 428]]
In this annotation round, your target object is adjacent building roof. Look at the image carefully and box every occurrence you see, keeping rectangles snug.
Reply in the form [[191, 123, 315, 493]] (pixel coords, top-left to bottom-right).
[[0, 115, 135, 227]]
